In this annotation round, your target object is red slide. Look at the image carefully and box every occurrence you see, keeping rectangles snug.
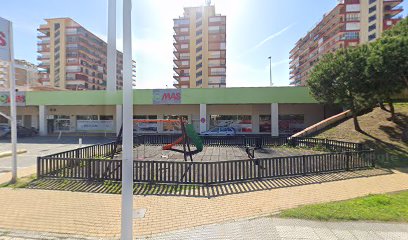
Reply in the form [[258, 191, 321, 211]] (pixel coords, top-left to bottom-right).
[[162, 136, 184, 150]]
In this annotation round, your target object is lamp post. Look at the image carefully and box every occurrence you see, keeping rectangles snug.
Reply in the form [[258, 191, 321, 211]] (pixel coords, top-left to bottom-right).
[[121, 0, 134, 239], [268, 56, 272, 87]]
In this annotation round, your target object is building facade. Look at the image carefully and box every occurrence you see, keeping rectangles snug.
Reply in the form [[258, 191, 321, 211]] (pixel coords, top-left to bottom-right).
[[289, 0, 404, 86], [0, 87, 341, 136], [173, 4, 226, 88], [0, 59, 39, 90], [37, 18, 136, 91]]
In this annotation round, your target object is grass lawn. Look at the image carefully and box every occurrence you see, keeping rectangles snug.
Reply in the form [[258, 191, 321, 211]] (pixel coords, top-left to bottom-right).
[[316, 103, 408, 168], [0, 174, 36, 189], [279, 191, 408, 222]]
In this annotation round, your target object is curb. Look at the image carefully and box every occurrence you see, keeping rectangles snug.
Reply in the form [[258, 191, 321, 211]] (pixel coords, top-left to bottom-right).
[[0, 149, 28, 158]]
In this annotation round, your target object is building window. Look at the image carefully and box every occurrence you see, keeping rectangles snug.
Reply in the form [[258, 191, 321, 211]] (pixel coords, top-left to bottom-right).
[[54, 115, 70, 131], [196, 29, 202, 36], [369, 24, 376, 32], [196, 54, 202, 62], [163, 115, 188, 132], [369, 5, 377, 14], [369, 0, 376, 4], [369, 15, 376, 22], [210, 115, 252, 133], [196, 46, 202, 53], [196, 79, 202, 86], [133, 115, 158, 133], [259, 115, 271, 133], [77, 115, 98, 120], [368, 33, 376, 41], [196, 62, 202, 69], [196, 71, 202, 78], [196, 38, 202, 45], [342, 32, 359, 40], [100, 115, 114, 120], [278, 115, 305, 135], [54, 23, 60, 31], [196, 21, 202, 28]]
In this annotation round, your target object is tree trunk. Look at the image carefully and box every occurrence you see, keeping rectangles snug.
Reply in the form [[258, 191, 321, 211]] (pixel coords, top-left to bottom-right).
[[388, 100, 396, 122], [352, 110, 362, 132]]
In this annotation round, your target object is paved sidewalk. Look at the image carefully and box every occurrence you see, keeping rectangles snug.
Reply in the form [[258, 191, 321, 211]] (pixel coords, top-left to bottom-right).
[[152, 217, 408, 240], [0, 169, 407, 238]]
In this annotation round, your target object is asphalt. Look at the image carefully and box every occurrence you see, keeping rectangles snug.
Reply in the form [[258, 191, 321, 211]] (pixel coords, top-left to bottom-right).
[[0, 136, 113, 172]]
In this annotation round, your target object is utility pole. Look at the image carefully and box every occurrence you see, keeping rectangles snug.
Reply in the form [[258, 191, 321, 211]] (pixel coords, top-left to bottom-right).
[[268, 56, 273, 87]]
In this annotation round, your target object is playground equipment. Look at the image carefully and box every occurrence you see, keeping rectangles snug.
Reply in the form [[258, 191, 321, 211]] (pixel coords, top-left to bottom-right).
[[133, 119, 203, 161], [111, 118, 203, 161]]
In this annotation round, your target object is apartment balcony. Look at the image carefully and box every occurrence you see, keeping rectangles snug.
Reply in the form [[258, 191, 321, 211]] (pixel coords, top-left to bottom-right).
[[173, 18, 190, 28], [173, 43, 190, 52], [37, 39, 50, 45], [173, 59, 190, 68], [37, 55, 50, 61], [37, 25, 49, 34], [37, 47, 50, 53], [208, 34, 226, 43], [384, 5, 403, 17], [384, 0, 403, 8], [173, 28, 189, 36], [38, 63, 50, 69]]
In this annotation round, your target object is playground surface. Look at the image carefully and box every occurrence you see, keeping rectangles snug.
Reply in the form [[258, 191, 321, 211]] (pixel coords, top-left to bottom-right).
[[115, 145, 323, 162]]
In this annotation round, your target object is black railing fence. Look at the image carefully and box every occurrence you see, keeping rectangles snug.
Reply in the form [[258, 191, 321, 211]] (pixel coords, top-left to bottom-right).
[[42, 141, 121, 159], [38, 136, 374, 185]]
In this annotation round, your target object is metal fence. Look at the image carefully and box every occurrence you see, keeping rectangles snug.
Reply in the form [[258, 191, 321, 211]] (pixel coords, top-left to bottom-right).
[[38, 150, 374, 184], [37, 136, 374, 185]]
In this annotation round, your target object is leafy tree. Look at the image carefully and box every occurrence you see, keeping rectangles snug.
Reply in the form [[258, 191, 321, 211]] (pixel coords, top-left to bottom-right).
[[367, 36, 408, 121], [308, 46, 376, 131], [383, 17, 408, 38]]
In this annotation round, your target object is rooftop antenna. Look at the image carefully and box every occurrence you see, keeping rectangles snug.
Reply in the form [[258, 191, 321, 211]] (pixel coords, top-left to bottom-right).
[[205, 0, 211, 6]]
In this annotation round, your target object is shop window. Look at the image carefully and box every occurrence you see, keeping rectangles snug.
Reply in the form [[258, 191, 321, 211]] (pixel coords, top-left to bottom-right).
[[163, 115, 188, 132], [259, 115, 271, 133], [100, 115, 114, 120], [134, 115, 158, 133], [77, 115, 98, 120], [278, 115, 305, 135], [210, 115, 252, 133], [54, 115, 71, 131]]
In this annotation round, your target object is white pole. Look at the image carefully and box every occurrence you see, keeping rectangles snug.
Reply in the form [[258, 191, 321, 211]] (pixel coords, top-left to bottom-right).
[[268, 56, 272, 87], [121, 0, 134, 239], [107, 0, 117, 91], [9, 21, 17, 183]]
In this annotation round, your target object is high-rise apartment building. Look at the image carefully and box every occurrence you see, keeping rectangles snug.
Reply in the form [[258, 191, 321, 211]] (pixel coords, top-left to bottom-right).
[[173, 3, 226, 88], [289, 0, 403, 86], [0, 59, 39, 91], [37, 18, 135, 90]]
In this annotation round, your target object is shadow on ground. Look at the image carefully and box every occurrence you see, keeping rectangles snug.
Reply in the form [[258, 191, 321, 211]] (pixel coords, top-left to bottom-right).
[[27, 168, 393, 198]]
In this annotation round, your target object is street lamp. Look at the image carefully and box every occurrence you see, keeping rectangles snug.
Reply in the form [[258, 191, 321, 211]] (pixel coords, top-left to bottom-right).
[[268, 56, 272, 87]]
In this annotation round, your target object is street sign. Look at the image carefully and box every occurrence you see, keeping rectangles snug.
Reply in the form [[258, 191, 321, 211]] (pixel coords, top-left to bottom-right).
[[0, 17, 11, 61]]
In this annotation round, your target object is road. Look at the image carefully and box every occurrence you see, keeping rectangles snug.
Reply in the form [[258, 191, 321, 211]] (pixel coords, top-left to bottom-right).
[[0, 136, 113, 173]]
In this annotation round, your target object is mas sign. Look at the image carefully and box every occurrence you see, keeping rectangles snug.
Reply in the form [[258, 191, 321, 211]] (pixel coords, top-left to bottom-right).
[[153, 89, 181, 105], [0, 92, 26, 106], [0, 17, 11, 61]]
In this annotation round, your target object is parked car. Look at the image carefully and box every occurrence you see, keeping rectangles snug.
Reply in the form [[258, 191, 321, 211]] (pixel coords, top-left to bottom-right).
[[201, 127, 236, 136], [0, 125, 38, 138]]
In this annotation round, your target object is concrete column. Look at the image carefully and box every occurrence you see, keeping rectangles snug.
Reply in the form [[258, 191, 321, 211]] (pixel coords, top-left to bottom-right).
[[199, 104, 207, 133], [115, 105, 122, 135], [157, 114, 164, 133], [39, 105, 47, 136], [271, 103, 279, 137], [252, 114, 260, 134]]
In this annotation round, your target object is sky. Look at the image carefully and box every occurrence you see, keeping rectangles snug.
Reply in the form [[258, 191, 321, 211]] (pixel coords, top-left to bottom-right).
[[0, 0, 407, 89]]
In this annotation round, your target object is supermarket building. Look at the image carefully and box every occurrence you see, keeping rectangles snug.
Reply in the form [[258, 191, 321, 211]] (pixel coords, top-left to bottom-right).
[[0, 87, 341, 136]]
